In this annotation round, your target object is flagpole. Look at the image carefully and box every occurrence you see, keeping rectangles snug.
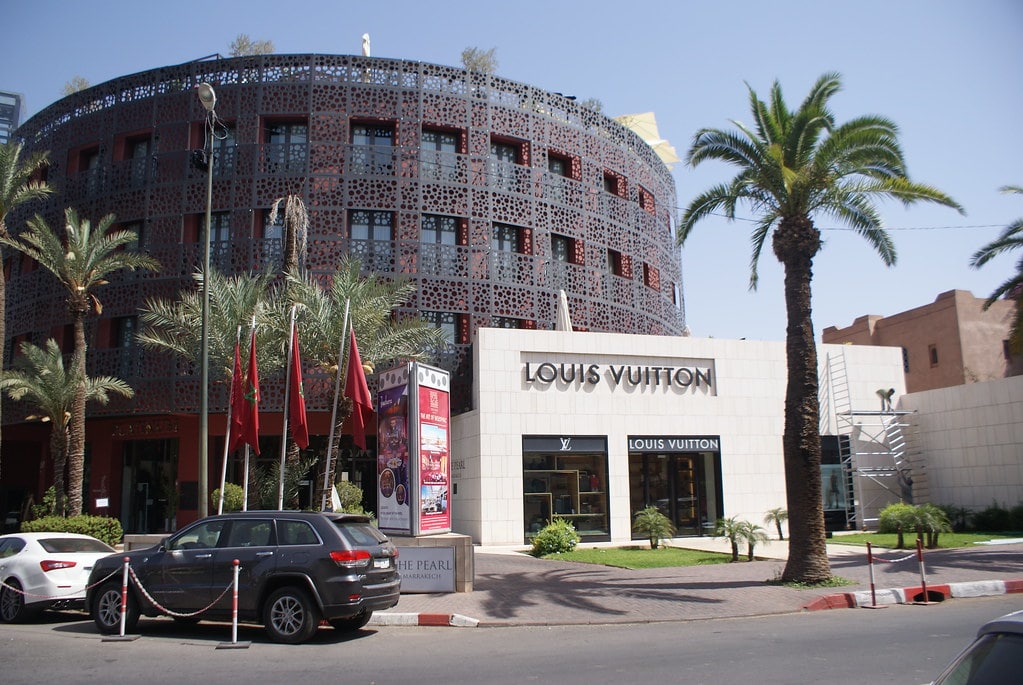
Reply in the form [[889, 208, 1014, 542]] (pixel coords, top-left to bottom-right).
[[277, 305, 298, 510], [218, 325, 243, 515], [242, 445, 249, 511], [320, 299, 351, 511]]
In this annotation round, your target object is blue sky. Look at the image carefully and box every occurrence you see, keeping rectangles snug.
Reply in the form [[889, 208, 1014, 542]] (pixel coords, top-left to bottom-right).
[[4, 0, 1021, 342]]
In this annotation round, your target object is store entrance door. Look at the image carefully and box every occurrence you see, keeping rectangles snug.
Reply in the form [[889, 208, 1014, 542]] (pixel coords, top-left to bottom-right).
[[121, 439, 178, 534], [629, 453, 703, 537]]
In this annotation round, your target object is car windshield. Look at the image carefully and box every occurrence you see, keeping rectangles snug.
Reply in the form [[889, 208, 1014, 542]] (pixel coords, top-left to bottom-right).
[[935, 632, 1023, 684], [334, 520, 388, 546], [38, 537, 115, 553]]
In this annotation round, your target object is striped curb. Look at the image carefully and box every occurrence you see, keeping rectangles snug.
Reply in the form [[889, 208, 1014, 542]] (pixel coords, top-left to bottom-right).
[[370, 613, 480, 627], [802, 578, 1023, 611]]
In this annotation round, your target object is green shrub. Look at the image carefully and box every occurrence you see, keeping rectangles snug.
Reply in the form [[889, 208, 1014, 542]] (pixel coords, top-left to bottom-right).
[[972, 502, 1012, 532], [21, 515, 123, 547], [335, 480, 366, 513], [632, 506, 675, 549], [211, 482, 245, 512], [530, 518, 580, 557], [1011, 503, 1023, 531]]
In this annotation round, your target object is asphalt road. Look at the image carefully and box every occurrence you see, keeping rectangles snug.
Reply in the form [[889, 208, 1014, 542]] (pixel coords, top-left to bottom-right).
[[2, 595, 1020, 684]]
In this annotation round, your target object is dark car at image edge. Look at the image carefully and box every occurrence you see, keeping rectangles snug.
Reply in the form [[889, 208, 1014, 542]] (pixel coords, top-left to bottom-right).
[[85, 511, 400, 644]]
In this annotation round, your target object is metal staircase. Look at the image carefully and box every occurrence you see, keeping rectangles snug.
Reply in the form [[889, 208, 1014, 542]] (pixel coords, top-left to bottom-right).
[[820, 351, 926, 530]]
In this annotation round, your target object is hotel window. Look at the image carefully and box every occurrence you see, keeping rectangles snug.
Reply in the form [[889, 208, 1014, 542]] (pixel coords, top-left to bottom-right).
[[421, 128, 459, 181], [111, 316, 137, 349], [492, 222, 521, 253], [551, 234, 571, 263], [490, 316, 522, 329], [207, 211, 232, 270], [603, 170, 625, 197], [547, 151, 574, 203], [489, 137, 524, 192], [349, 209, 394, 270], [261, 209, 285, 269], [211, 122, 237, 174], [420, 214, 459, 273], [121, 134, 152, 188], [607, 248, 623, 277], [264, 120, 308, 173], [643, 263, 660, 290], [928, 344, 939, 367], [638, 186, 655, 215], [420, 310, 458, 346], [70, 145, 100, 196], [351, 122, 394, 174], [121, 221, 145, 252]]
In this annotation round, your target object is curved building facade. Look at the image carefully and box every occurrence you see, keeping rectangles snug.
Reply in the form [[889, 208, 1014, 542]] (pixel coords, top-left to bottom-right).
[[5, 54, 683, 530]]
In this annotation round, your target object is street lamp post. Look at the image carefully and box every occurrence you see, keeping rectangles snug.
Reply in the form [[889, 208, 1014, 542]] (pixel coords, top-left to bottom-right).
[[197, 82, 217, 519]]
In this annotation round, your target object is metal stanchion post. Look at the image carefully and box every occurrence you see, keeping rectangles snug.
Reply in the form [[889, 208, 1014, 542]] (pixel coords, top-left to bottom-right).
[[863, 541, 886, 609], [102, 556, 140, 641], [217, 559, 250, 649], [915, 537, 932, 605]]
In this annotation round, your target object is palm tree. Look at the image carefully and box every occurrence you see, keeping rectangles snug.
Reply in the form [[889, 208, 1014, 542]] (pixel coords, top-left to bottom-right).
[[764, 507, 788, 540], [0, 142, 53, 479], [0, 209, 159, 516], [738, 521, 771, 561], [0, 339, 133, 516], [137, 267, 278, 378], [679, 73, 962, 583], [714, 515, 744, 562], [278, 257, 448, 495], [970, 185, 1023, 352], [269, 194, 308, 280], [632, 505, 675, 549]]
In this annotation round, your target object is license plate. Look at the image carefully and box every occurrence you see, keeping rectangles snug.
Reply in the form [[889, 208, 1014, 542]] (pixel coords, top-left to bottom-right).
[[373, 558, 390, 569]]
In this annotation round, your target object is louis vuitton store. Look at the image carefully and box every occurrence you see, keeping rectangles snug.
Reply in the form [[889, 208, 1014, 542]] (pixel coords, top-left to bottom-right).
[[448, 327, 907, 546]]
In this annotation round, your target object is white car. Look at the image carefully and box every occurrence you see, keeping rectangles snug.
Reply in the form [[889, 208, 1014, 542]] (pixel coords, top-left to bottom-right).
[[0, 532, 116, 623]]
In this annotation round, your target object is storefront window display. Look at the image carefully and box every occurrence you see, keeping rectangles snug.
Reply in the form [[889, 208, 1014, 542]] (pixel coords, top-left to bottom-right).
[[522, 436, 609, 542], [627, 436, 723, 538]]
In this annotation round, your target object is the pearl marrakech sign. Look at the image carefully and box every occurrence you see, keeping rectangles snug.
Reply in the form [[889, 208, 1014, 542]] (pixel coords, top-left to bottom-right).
[[523, 357, 715, 393]]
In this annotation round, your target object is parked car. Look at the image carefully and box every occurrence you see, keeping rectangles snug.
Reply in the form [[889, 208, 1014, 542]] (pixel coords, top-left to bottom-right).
[[86, 511, 400, 644], [929, 609, 1023, 684], [0, 532, 116, 623]]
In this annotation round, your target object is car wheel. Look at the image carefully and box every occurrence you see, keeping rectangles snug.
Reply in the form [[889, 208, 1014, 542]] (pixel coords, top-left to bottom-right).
[[264, 587, 319, 644], [329, 610, 372, 632], [0, 579, 38, 623], [92, 581, 139, 635]]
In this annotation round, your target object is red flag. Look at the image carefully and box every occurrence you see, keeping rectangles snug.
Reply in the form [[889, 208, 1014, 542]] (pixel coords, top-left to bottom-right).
[[227, 340, 246, 452], [289, 326, 309, 449], [344, 328, 374, 450], [241, 328, 261, 454]]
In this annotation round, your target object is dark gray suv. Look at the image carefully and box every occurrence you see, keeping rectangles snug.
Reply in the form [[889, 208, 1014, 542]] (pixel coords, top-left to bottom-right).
[[86, 511, 400, 644]]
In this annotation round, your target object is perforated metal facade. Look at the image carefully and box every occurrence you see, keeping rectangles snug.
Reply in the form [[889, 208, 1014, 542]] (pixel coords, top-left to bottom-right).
[[9, 54, 684, 417]]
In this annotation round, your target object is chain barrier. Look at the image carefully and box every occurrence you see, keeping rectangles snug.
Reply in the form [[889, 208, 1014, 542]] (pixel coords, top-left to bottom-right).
[[0, 567, 120, 602], [127, 564, 235, 619], [864, 538, 932, 608]]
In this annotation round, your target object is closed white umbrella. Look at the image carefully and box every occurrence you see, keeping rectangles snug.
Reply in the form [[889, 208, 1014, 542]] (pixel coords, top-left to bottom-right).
[[555, 289, 573, 331]]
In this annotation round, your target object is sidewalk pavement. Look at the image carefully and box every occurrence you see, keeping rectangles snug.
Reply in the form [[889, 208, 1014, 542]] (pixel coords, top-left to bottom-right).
[[372, 537, 1023, 627]]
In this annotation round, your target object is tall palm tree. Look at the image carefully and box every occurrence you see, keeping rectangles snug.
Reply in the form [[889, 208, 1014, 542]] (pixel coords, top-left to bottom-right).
[[679, 73, 962, 583], [137, 267, 278, 378], [269, 194, 308, 279], [273, 257, 448, 497], [0, 209, 159, 516], [0, 339, 134, 516], [0, 142, 53, 478], [970, 185, 1023, 352]]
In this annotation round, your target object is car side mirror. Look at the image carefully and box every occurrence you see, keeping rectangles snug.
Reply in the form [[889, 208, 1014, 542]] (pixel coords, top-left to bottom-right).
[[159, 537, 170, 551]]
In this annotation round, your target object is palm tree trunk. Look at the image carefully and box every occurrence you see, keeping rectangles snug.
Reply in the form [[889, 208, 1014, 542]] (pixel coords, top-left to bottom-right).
[[316, 397, 353, 509], [775, 218, 831, 584], [50, 421, 67, 518], [67, 313, 88, 517]]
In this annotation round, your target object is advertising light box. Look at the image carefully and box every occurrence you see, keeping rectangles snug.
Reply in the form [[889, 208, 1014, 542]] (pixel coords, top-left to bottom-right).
[[376, 362, 451, 536]]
